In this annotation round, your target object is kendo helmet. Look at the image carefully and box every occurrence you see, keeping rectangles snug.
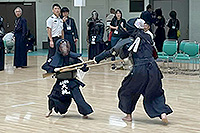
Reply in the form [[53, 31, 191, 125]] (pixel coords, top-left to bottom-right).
[[91, 10, 99, 20], [56, 39, 71, 56], [118, 17, 145, 38]]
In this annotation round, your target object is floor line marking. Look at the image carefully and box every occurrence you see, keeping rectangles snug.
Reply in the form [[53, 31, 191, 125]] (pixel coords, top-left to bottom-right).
[[11, 102, 35, 108], [89, 72, 200, 82], [0, 77, 49, 86], [0, 72, 199, 86]]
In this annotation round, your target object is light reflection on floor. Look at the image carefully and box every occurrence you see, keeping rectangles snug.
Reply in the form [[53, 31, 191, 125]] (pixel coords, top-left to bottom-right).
[[109, 115, 135, 129]]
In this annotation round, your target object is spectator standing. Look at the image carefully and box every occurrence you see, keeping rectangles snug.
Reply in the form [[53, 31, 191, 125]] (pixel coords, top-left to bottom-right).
[[61, 7, 79, 53], [140, 4, 154, 31], [110, 9, 126, 69], [105, 8, 115, 50], [13, 7, 28, 69], [167, 10, 180, 40], [46, 3, 64, 58], [154, 8, 166, 52]]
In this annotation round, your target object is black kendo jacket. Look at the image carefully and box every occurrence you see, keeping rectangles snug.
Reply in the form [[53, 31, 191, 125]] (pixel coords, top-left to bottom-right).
[[41, 52, 88, 89], [42, 39, 88, 88], [87, 18, 104, 44]]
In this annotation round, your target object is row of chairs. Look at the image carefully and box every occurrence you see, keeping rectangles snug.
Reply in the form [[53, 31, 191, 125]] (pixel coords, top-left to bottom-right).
[[158, 39, 200, 76]]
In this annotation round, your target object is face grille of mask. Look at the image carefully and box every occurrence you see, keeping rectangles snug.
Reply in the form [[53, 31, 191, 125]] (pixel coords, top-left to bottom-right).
[[59, 40, 70, 56]]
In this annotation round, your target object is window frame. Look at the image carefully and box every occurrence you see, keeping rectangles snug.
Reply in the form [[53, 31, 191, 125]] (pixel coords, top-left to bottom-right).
[[129, 0, 145, 13]]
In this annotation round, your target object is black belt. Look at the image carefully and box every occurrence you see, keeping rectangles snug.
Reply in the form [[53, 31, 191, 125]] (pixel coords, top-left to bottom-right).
[[52, 36, 61, 38]]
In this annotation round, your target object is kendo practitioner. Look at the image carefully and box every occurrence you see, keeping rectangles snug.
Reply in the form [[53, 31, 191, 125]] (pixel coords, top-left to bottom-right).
[[94, 18, 172, 123], [154, 8, 166, 52], [42, 39, 93, 118], [61, 7, 79, 53], [0, 16, 5, 71], [87, 10, 105, 60], [13, 7, 28, 69]]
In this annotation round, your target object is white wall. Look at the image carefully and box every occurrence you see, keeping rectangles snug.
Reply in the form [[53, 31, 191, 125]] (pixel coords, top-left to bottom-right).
[[189, 0, 200, 42]]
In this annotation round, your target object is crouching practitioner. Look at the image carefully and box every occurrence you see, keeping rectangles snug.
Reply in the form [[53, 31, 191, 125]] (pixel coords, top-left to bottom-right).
[[42, 39, 93, 118], [94, 18, 172, 124]]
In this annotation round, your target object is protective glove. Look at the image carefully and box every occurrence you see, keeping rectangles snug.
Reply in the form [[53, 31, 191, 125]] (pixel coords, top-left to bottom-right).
[[94, 50, 112, 63], [54, 68, 60, 72], [81, 63, 89, 72]]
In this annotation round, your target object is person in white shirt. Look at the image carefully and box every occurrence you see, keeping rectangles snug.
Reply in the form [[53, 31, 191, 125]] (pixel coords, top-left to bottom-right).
[[46, 3, 64, 58]]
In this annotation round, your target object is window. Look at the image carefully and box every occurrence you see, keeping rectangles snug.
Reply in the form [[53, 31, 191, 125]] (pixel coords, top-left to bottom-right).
[[129, 0, 144, 12]]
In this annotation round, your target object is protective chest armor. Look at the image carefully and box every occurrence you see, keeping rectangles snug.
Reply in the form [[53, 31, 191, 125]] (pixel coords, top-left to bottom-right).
[[55, 70, 77, 80]]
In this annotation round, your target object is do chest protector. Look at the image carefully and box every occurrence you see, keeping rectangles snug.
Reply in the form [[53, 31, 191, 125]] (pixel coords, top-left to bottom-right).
[[55, 70, 77, 80]]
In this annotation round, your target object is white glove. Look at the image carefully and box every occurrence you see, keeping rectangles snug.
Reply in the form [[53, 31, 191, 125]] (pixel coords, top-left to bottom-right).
[[54, 68, 60, 72]]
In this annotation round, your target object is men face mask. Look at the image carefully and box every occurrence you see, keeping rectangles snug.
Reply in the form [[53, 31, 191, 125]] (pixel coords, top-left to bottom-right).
[[59, 40, 70, 56], [92, 11, 98, 20]]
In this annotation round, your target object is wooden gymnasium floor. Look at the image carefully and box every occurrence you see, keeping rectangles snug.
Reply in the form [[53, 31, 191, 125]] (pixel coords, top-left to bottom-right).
[[0, 56, 200, 133]]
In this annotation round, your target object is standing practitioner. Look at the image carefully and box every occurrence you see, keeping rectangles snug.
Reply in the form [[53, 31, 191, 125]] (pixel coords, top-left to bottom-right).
[[46, 3, 64, 58], [87, 10, 104, 60], [61, 7, 79, 53], [13, 7, 28, 69], [94, 18, 172, 124], [0, 16, 5, 71], [42, 39, 93, 118]]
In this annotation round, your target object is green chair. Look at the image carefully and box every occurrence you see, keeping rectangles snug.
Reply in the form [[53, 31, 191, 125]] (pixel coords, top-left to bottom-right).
[[179, 40, 189, 53], [174, 41, 200, 75], [158, 40, 178, 68]]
